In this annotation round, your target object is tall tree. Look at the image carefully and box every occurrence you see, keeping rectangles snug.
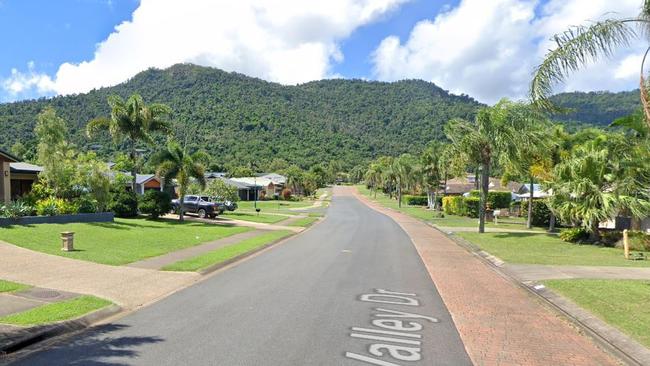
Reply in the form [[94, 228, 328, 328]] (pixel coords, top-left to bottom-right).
[[547, 135, 650, 241], [153, 141, 207, 221], [445, 100, 546, 233], [86, 94, 172, 192], [365, 163, 383, 199], [530, 1, 650, 128], [394, 153, 418, 208], [420, 142, 444, 210]]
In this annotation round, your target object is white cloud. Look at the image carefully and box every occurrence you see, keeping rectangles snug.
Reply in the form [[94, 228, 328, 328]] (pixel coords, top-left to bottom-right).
[[43, 0, 406, 96], [372, 0, 644, 104], [1, 62, 55, 98]]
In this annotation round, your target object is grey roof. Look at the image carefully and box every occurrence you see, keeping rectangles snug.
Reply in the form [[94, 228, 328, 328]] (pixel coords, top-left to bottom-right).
[[135, 174, 158, 185], [10, 162, 44, 173], [0, 148, 19, 162], [205, 172, 227, 179], [222, 177, 260, 189]]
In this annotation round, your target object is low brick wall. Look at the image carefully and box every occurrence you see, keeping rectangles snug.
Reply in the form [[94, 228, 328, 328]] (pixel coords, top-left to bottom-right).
[[0, 212, 114, 226]]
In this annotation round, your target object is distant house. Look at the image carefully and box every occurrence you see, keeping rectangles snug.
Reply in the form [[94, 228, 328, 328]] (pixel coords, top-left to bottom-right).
[[134, 174, 162, 195], [229, 173, 287, 200], [204, 172, 227, 179], [0, 149, 43, 203], [444, 175, 520, 196]]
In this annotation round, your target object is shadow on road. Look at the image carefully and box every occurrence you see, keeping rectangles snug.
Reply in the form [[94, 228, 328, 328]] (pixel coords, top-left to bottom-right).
[[14, 323, 164, 366]]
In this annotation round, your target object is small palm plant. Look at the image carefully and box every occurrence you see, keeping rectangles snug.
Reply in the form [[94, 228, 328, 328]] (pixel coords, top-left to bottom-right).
[[152, 141, 207, 221], [87, 94, 172, 192]]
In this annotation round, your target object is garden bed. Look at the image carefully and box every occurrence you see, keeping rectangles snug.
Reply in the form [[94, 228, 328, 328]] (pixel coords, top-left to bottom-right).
[[0, 212, 114, 227]]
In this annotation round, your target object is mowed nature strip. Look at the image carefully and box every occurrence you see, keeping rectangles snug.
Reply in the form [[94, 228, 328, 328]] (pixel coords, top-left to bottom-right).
[[347, 186, 620, 366], [0, 295, 111, 326], [163, 230, 293, 272], [0, 280, 30, 293], [0, 218, 251, 265], [544, 279, 650, 348], [457, 232, 650, 267]]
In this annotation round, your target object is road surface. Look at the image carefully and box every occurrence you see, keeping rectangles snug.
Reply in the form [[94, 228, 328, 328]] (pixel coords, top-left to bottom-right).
[[10, 190, 471, 366]]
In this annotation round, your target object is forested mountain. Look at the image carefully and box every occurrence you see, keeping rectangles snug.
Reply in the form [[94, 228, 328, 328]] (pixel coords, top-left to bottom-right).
[[0, 63, 641, 169], [549, 90, 640, 127], [0, 63, 480, 169]]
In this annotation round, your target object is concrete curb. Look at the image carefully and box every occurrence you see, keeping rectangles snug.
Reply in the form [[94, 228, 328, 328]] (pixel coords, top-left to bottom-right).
[[0, 304, 121, 356], [440, 229, 648, 366]]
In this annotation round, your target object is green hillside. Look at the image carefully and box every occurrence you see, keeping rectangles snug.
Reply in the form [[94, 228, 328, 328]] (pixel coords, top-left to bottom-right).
[[550, 90, 640, 127], [0, 64, 480, 169]]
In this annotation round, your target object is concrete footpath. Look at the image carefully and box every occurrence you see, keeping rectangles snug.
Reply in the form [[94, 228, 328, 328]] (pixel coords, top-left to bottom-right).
[[347, 186, 621, 366], [0, 241, 199, 310]]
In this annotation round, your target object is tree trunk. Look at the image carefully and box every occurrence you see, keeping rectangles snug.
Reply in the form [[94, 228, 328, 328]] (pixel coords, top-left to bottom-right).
[[427, 190, 433, 210], [527, 178, 534, 229], [479, 162, 490, 233], [432, 191, 438, 211], [130, 143, 137, 193], [589, 223, 600, 242], [397, 178, 402, 208], [548, 212, 556, 232], [475, 166, 480, 190], [178, 192, 185, 222]]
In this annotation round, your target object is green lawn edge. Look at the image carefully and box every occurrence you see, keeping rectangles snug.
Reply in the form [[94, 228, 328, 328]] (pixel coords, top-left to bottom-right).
[[0, 295, 112, 326], [221, 212, 289, 224], [0, 279, 30, 293], [287, 217, 319, 227], [456, 232, 649, 267], [162, 230, 293, 272], [544, 279, 650, 348]]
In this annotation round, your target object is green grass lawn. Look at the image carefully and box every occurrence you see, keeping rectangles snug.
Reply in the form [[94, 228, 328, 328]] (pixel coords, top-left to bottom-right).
[[0, 295, 112, 326], [457, 232, 650, 267], [356, 185, 544, 231], [163, 230, 293, 272], [237, 200, 315, 213], [544, 279, 650, 348], [0, 218, 251, 265], [221, 211, 289, 224], [287, 217, 319, 227], [0, 279, 30, 293]]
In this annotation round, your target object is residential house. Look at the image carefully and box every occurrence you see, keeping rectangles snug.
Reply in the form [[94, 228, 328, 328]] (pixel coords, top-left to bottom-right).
[[230, 173, 287, 199], [444, 175, 521, 196], [134, 174, 162, 195], [0, 149, 42, 203]]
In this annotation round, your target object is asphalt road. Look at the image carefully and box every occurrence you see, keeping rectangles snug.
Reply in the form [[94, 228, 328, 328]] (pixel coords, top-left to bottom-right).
[[10, 192, 471, 366]]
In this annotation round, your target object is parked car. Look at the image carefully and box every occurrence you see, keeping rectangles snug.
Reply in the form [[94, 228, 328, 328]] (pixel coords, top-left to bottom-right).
[[171, 195, 222, 219]]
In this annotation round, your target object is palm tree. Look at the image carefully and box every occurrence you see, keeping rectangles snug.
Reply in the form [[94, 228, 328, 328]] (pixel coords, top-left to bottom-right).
[[547, 135, 650, 241], [152, 141, 207, 221], [530, 1, 650, 128], [445, 100, 546, 233], [420, 143, 444, 210], [365, 163, 383, 198], [394, 154, 418, 208], [87, 94, 172, 192]]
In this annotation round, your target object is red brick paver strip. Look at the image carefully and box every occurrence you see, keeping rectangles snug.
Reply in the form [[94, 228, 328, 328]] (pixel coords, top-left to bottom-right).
[[344, 187, 621, 366]]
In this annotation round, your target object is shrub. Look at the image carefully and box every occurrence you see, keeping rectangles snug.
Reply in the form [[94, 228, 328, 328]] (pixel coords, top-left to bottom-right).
[[35, 197, 64, 216], [109, 191, 138, 218], [281, 188, 292, 200], [73, 195, 98, 214], [0, 201, 35, 218], [404, 195, 428, 206], [559, 228, 589, 243], [469, 190, 512, 209], [616, 231, 650, 251], [520, 199, 552, 226], [464, 197, 480, 218], [139, 190, 172, 219], [442, 196, 466, 215]]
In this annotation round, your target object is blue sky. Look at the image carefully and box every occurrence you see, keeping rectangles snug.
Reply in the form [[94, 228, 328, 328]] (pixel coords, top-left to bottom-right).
[[0, 0, 642, 104]]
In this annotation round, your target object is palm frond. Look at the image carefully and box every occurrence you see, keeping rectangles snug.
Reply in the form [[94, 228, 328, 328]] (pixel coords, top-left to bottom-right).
[[85, 117, 112, 138], [531, 19, 637, 111]]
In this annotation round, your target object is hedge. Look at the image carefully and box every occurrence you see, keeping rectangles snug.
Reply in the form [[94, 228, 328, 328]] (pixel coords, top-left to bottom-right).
[[465, 197, 480, 218], [404, 195, 428, 206], [442, 196, 466, 215], [468, 190, 512, 209], [520, 199, 551, 226]]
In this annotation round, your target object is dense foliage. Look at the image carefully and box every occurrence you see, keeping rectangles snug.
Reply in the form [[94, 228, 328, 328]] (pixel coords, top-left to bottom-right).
[[550, 90, 640, 127], [139, 190, 172, 219], [0, 63, 481, 169]]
